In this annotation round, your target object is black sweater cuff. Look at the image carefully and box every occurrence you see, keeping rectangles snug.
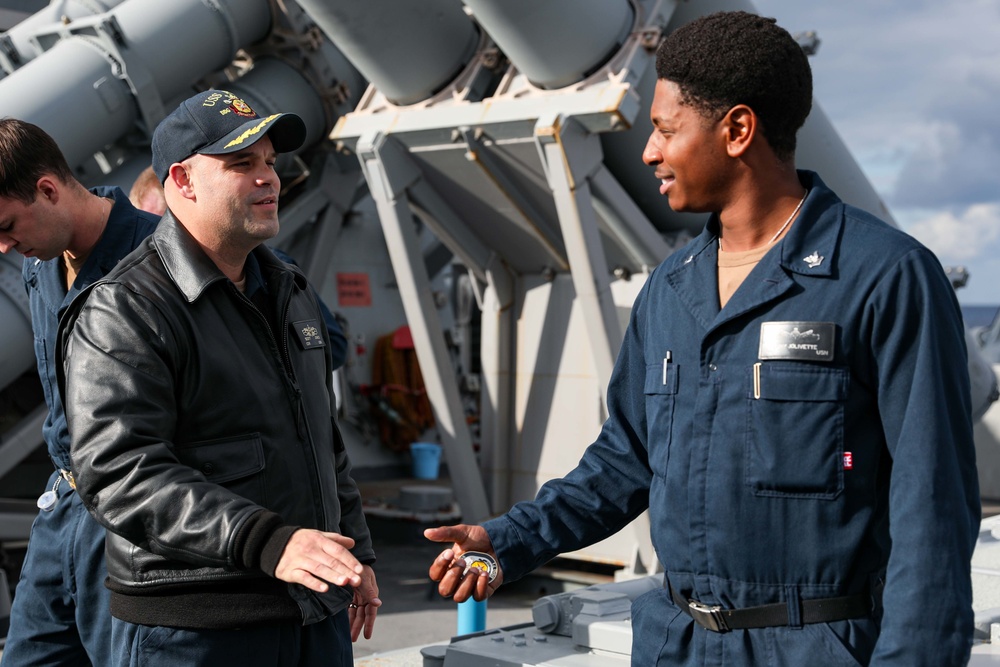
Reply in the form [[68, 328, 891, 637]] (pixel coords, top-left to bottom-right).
[[232, 509, 299, 576]]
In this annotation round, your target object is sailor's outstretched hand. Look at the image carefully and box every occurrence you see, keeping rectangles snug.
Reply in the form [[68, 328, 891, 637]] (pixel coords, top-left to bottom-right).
[[425, 524, 503, 602]]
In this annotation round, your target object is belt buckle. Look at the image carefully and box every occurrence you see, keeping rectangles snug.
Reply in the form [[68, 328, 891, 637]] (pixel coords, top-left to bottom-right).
[[688, 599, 729, 633]]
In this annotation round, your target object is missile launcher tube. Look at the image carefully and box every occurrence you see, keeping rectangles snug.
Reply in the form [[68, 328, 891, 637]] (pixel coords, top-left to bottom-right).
[[0, 0, 127, 74], [0, 0, 272, 169], [294, 0, 478, 106], [110, 0, 271, 101], [461, 0, 634, 89], [0, 37, 137, 169], [227, 58, 330, 150]]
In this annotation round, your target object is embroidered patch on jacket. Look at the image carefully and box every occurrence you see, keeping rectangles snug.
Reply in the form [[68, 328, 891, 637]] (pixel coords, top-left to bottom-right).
[[758, 321, 835, 362], [292, 319, 326, 349]]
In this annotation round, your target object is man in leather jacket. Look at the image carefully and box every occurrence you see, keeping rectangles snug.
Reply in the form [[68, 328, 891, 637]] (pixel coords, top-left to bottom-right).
[[126, 163, 352, 370], [58, 90, 380, 666]]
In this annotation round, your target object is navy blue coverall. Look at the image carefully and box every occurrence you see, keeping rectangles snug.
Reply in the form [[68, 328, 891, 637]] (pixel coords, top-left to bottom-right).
[[484, 172, 980, 666], [2, 187, 159, 666]]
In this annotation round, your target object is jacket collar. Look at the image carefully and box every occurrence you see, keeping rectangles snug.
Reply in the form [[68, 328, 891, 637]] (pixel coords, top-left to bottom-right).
[[153, 210, 304, 303], [774, 170, 841, 279], [152, 211, 228, 302], [698, 170, 842, 279]]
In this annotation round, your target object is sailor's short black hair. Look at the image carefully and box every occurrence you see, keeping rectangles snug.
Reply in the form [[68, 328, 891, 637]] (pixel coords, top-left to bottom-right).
[[655, 11, 812, 161]]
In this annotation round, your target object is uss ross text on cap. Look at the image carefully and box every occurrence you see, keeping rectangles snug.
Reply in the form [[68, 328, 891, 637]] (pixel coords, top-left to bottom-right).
[[151, 89, 306, 183]]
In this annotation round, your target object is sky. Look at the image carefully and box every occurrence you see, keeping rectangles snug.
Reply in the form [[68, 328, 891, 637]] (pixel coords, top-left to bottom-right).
[[752, 0, 1000, 305]]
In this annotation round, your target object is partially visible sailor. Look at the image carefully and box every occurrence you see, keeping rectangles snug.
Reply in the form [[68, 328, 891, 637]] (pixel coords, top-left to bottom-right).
[[0, 117, 160, 667]]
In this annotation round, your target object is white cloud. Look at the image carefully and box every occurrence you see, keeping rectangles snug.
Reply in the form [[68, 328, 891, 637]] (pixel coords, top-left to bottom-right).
[[900, 204, 1000, 304], [889, 54, 1000, 208], [753, 0, 1000, 305], [755, 0, 1000, 210], [904, 204, 1000, 262]]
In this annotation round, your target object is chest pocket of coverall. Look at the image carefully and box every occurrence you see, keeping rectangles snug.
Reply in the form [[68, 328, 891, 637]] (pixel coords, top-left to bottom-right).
[[644, 363, 679, 475], [745, 362, 849, 499]]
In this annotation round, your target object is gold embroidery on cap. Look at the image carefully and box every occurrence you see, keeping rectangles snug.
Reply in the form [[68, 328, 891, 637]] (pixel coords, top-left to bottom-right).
[[224, 114, 281, 149]]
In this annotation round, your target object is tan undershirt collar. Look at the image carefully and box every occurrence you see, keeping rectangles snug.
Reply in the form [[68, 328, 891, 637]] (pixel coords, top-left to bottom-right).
[[718, 243, 772, 309]]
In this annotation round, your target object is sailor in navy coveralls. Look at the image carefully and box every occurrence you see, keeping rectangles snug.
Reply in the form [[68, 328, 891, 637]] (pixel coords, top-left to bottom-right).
[[427, 11, 979, 667]]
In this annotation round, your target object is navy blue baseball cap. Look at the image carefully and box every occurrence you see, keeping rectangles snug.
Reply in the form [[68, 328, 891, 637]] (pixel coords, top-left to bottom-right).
[[152, 89, 307, 182]]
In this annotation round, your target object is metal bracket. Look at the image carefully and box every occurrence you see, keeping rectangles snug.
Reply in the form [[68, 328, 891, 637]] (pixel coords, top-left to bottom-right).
[[0, 35, 21, 74], [533, 114, 623, 397], [26, 13, 166, 134], [357, 131, 492, 523]]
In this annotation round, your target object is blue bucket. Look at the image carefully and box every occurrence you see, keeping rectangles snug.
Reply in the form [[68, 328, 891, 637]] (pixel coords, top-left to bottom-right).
[[410, 442, 442, 479]]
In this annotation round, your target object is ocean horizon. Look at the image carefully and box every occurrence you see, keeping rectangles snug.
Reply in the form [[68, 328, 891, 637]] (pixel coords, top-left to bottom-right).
[[963, 304, 999, 329]]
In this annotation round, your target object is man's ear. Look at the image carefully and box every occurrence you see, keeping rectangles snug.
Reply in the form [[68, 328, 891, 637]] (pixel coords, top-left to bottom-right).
[[721, 104, 757, 158], [166, 162, 195, 200], [35, 175, 60, 204]]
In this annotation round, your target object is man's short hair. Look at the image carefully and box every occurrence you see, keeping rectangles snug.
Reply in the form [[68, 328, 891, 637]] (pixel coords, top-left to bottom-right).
[[0, 118, 74, 203], [129, 165, 165, 213], [655, 11, 812, 161]]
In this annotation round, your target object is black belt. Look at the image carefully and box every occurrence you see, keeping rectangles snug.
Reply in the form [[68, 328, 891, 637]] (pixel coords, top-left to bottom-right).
[[669, 584, 872, 633]]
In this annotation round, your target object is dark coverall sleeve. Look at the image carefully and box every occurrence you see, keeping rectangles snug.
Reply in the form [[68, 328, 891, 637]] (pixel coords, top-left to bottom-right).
[[866, 247, 980, 665], [483, 282, 654, 582]]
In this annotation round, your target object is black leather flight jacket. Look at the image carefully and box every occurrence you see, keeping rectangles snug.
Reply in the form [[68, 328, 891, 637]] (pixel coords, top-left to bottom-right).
[[58, 212, 374, 628]]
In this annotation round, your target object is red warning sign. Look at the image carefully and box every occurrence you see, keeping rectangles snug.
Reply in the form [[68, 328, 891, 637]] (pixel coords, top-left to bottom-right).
[[337, 273, 371, 307]]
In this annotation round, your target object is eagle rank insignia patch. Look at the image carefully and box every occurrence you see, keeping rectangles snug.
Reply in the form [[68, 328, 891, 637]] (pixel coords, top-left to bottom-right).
[[292, 319, 326, 349]]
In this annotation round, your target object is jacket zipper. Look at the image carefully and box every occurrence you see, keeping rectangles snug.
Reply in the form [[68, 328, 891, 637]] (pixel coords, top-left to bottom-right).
[[233, 280, 329, 528]]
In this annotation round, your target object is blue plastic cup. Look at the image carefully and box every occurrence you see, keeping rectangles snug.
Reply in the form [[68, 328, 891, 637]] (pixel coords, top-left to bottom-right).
[[410, 442, 442, 479]]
